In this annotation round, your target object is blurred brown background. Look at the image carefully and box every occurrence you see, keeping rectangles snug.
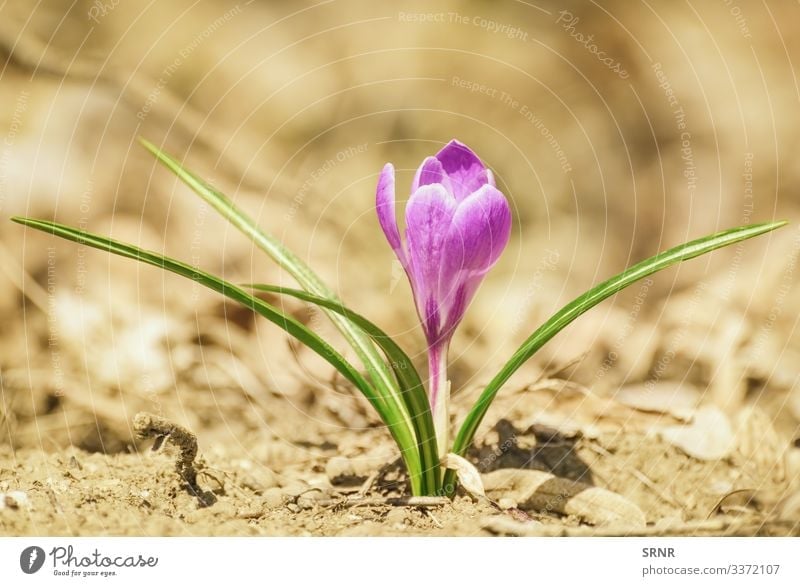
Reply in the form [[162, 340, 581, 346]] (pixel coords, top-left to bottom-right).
[[1, 0, 798, 455]]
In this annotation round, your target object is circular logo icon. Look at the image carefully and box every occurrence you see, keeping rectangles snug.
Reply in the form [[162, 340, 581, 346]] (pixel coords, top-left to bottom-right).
[[20, 546, 46, 574]]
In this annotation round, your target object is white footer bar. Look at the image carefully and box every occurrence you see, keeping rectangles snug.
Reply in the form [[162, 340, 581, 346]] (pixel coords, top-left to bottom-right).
[[1, 537, 797, 585]]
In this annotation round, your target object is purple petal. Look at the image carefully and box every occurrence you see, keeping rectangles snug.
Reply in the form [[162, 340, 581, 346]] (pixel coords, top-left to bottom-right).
[[435, 139, 492, 201], [439, 184, 511, 306], [411, 156, 453, 194], [422, 296, 441, 344], [439, 282, 468, 341], [404, 183, 457, 329], [375, 163, 408, 266]]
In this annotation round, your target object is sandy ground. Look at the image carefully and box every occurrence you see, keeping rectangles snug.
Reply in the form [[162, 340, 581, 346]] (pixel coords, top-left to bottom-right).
[[2, 429, 798, 536], [2, 365, 799, 535]]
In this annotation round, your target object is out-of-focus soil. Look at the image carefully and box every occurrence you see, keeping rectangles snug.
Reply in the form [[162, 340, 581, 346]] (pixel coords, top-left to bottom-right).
[[1, 424, 797, 536], [2, 355, 799, 535]]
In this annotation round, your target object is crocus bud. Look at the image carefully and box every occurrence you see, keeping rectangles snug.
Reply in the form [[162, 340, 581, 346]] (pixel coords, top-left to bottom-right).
[[376, 139, 511, 457]]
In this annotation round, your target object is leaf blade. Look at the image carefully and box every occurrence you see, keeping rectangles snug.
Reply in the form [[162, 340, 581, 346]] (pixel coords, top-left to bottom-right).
[[137, 138, 425, 492], [137, 139, 399, 398], [11, 216, 424, 493], [444, 220, 787, 493], [247, 283, 441, 491]]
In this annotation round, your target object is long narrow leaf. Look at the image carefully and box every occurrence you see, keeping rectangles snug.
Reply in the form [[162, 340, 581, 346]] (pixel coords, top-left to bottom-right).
[[11, 216, 424, 493], [137, 140, 405, 415], [247, 283, 440, 491], [443, 220, 787, 494], [137, 139, 425, 490]]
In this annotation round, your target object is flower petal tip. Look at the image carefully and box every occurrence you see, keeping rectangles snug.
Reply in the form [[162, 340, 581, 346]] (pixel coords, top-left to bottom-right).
[[376, 163, 404, 256], [434, 140, 491, 201]]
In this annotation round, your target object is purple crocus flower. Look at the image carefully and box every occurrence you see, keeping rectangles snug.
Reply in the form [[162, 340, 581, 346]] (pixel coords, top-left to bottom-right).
[[376, 139, 512, 457]]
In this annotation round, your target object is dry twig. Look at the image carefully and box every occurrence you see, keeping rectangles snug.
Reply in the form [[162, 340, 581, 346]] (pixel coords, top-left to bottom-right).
[[133, 412, 216, 507]]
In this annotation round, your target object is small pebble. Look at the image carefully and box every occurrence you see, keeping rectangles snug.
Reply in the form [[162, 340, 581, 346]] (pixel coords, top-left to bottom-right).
[[296, 496, 317, 510], [258, 468, 280, 490], [281, 480, 310, 498], [236, 506, 264, 520], [384, 507, 407, 526], [240, 469, 279, 492], [297, 489, 328, 510], [1, 491, 30, 510], [236, 459, 253, 471], [325, 456, 357, 483], [262, 487, 285, 509], [498, 497, 517, 510], [208, 500, 236, 518]]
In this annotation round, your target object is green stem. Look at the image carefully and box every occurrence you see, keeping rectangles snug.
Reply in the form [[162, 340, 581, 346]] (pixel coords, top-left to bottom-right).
[[428, 341, 450, 463]]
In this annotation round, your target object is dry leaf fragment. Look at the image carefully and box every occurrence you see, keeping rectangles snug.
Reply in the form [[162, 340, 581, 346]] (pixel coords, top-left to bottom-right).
[[775, 491, 800, 521], [658, 406, 734, 460], [483, 469, 646, 528], [789, 387, 800, 422], [0, 490, 30, 510], [444, 453, 486, 499], [734, 405, 787, 483], [615, 381, 701, 420]]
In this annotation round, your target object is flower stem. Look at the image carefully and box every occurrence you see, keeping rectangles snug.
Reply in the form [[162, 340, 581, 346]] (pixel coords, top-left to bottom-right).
[[428, 341, 450, 462]]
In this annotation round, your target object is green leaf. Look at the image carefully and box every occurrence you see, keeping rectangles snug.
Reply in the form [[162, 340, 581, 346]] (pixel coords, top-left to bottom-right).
[[11, 216, 424, 493], [137, 140, 399, 397], [247, 283, 440, 492], [443, 220, 787, 495], [136, 139, 425, 490]]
